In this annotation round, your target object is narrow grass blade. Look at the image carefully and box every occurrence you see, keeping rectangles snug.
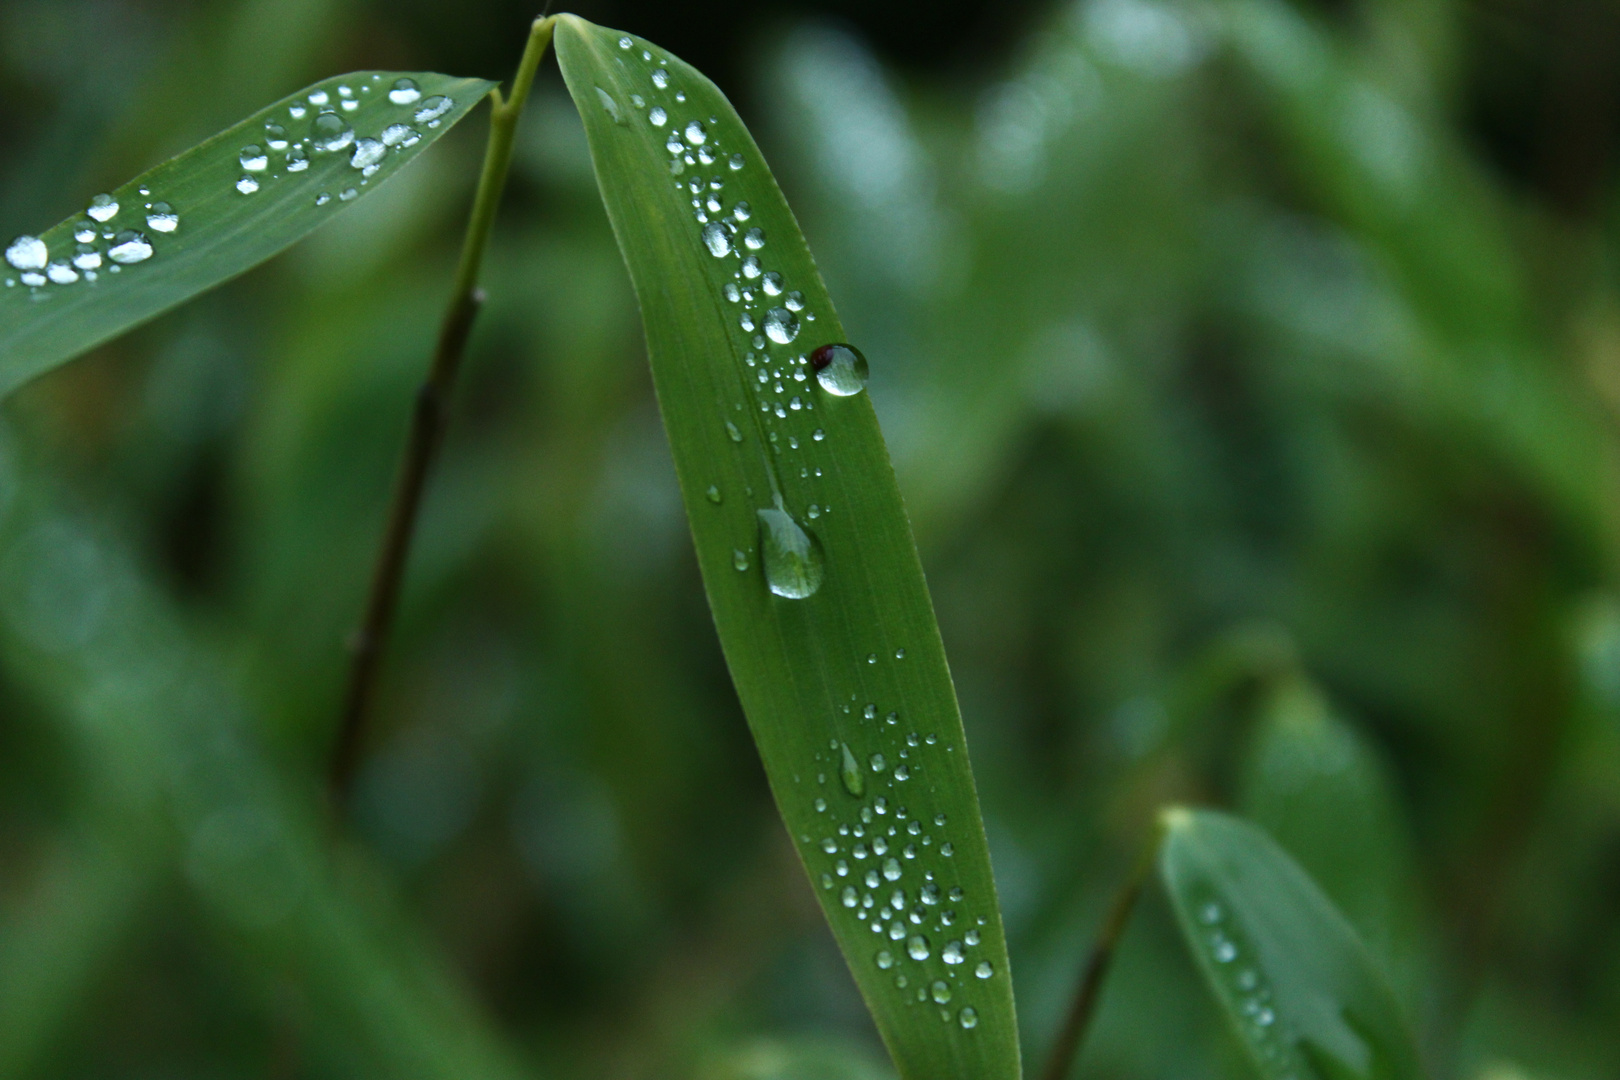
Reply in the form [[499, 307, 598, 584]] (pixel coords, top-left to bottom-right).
[[552, 16, 1019, 1079], [0, 71, 493, 398], [1159, 808, 1424, 1080]]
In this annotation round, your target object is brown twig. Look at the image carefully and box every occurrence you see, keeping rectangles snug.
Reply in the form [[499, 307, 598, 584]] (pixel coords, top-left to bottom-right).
[[1039, 827, 1162, 1080], [328, 16, 557, 806]]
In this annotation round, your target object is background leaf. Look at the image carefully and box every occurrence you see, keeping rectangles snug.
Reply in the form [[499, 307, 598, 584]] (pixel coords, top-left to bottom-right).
[[0, 70, 492, 398], [1159, 808, 1424, 1080], [552, 15, 1020, 1080]]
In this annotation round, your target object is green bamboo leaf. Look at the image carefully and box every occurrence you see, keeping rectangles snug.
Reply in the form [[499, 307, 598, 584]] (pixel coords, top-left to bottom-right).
[[1238, 677, 1421, 993], [1159, 808, 1424, 1080], [0, 71, 494, 399], [552, 16, 1018, 1079]]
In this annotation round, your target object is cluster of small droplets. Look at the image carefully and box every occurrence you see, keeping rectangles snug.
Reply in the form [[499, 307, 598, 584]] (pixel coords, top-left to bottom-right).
[[1195, 900, 1303, 1071], [5, 76, 445, 294], [796, 682, 988, 1033]]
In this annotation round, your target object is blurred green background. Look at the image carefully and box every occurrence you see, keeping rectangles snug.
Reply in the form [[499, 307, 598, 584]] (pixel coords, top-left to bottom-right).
[[3, 0, 1620, 1078]]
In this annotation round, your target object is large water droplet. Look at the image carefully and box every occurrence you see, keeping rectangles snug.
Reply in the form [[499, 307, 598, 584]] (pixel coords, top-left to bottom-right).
[[758, 503, 823, 599], [240, 145, 269, 172], [840, 742, 864, 798], [415, 95, 453, 123], [684, 120, 707, 145], [86, 194, 119, 222], [5, 236, 47, 271], [743, 227, 765, 250], [46, 261, 78, 284], [389, 78, 422, 105], [145, 202, 178, 233], [764, 307, 800, 345], [312, 112, 355, 152], [811, 344, 869, 396], [107, 231, 153, 264], [702, 222, 731, 257], [648, 105, 667, 127], [651, 68, 670, 89], [264, 123, 289, 150]]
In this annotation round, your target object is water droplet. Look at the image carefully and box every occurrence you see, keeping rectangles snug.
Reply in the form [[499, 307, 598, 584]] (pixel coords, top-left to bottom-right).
[[618, 35, 633, 48], [311, 112, 355, 152], [381, 123, 415, 147], [289, 103, 308, 120], [866, 753, 886, 775], [145, 202, 178, 233], [732, 549, 749, 572], [239, 144, 269, 172], [930, 979, 951, 1003], [821, 837, 839, 854], [742, 227, 765, 250], [920, 884, 940, 905], [864, 869, 881, 888], [814, 797, 827, 812], [701, 222, 731, 258], [840, 742, 864, 798], [835, 859, 849, 877], [741, 256, 761, 279], [45, 261, 78, 284], [339, 187, 358, 202], [882, 857, 902, 881], [811, 344, 869, 396], [764, 307, 800, 345], [943, 940, 965, 965], [875, 949, 894, 969], [684, 120, 707, 145], [315, 192, 331, 206], [1199, 903, 1223, 925], [763, 272, 787, 298], [87, 194, 118, 222], [729, 201, 753, 225], [5, 236, 47, 271], [841, 886, 858, 908], [72, 244, 101, 270], [651, 68, 670, 89], [414, 96, 453, 123], [758, 503, 823, 599], [389, 78, 422, 105], [975, 961, 994, 979], [909, 935, 931, 961], [286, 146, 310, 171], [1211, 934, 1237, 963], [648, 105, 667, 127], [1236, 969, 1258, 991], [107, 231, 153, 264], [959, 1007, 979, 1029], [236, 176, 260, 194], [963, 926, 978, 944], [941, 843, 954, 856], [350, 138, 386, 170], [893, 764, 910, 781], [73, 226, 95, 244], [309, 89, 330, 106], [1255, 1008, 1275, 1027], [725, 421, 744, 443]]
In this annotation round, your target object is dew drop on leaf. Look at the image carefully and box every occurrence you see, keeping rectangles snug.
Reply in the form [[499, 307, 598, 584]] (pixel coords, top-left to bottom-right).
[[684, 120, 707, 145], [764, 307, 800, 345], [46, 261, 78, 285], [811, 344, 869, 396], [350, 138, 386, 170], [648, 105, 667, 127], [593, 87, 626, 126], [388, 78, 422, 105], [743, 227, 765, 250], [86, 194, 118, 222], [5, 236, 47, 271], [107, 231, 153, 264], [145, 203, 178, 233], [702, 222, 731, 257], [236, 176, 260, 194], [959, 1007, 979, 1029], [311, 113, 355, 152], [840, 742, 864, 798], [758, 503, 823, 599], [414, 96, 453, 123]]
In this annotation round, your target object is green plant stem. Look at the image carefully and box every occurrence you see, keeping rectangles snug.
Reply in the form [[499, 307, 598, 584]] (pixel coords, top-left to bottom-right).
[[329, 15, 556, 806], [1039, 824, 1164, 1080]]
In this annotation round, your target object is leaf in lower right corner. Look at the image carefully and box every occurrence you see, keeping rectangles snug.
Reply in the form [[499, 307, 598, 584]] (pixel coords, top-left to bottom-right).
[[1159, 808, 1424, 1080]]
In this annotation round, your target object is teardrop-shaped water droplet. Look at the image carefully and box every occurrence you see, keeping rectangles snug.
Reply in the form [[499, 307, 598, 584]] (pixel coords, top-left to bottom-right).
[[107, 230, 153, 264], [764, 307, 800, 345], [702, 222, 731, 258], [86, 194, 119, 222], [311, 112, 355, 152], [415, 95, 453, 123], [758, 503, 823, 599], [5, 236, 47, 271], [840, 742, 864, 798], [145, 202, 178, 233], [389, 78, 422, 105], [811, 343, 869, 396]]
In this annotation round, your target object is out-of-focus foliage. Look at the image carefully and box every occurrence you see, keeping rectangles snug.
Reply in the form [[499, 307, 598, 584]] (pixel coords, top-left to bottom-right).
[[2, 0, 1618, 1077]]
